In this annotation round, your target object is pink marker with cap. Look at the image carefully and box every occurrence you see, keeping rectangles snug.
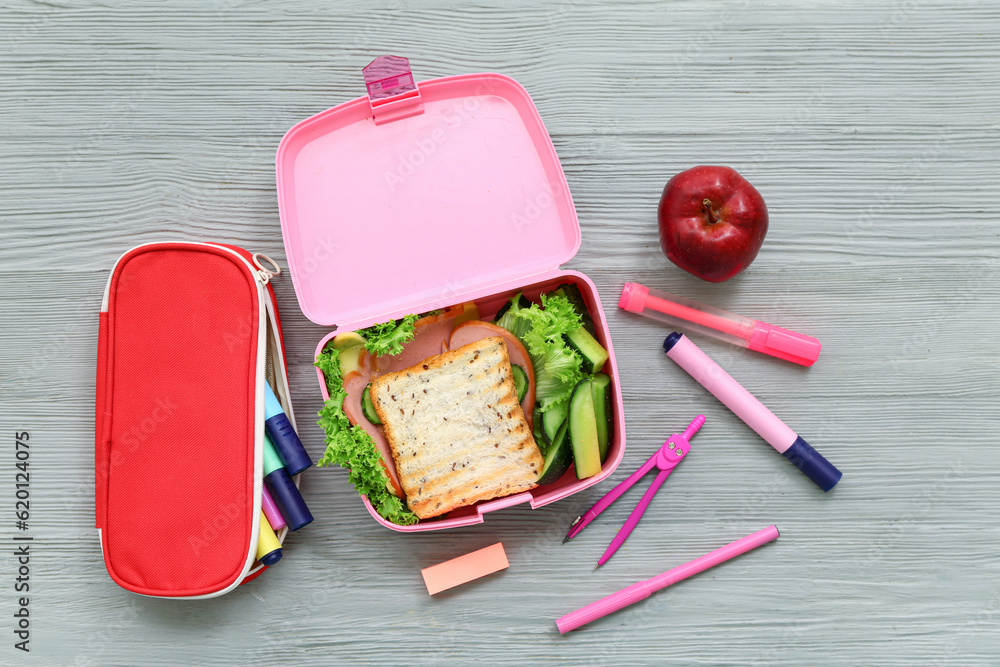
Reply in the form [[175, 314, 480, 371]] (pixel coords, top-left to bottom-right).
[[620, 282, 821, 367], [664, 332, 842, 491]]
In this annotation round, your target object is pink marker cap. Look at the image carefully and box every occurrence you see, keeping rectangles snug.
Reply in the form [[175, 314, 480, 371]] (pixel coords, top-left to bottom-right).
[[619, 281, 649, 313], [747, 322, 821, 367]]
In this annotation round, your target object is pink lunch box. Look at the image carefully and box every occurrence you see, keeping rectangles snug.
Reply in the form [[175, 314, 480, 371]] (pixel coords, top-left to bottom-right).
[[274, 56, 626, 531]]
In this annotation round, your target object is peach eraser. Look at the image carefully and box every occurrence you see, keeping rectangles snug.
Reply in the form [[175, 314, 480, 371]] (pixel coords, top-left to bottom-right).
[[421, 543, 509, 595]]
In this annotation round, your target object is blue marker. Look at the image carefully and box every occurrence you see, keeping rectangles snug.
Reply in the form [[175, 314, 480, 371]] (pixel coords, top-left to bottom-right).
[[264, 382, 313, 475], [263, 434, 314, 531]]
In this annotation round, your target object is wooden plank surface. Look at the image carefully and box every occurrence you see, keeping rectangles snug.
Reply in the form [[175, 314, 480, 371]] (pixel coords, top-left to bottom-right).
[[2, 0, 999, 664]]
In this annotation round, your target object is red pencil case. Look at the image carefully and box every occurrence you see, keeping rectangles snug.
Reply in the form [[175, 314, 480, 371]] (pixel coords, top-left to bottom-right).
[[95, 242, 299, 598]]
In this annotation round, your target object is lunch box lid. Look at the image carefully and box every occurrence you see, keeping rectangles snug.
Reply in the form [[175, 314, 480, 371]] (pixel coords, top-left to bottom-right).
[[275, 55, 581, 329]]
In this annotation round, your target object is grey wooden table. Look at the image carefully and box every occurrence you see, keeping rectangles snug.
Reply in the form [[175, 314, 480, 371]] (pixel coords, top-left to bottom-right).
[[2, 1, 999, 665]]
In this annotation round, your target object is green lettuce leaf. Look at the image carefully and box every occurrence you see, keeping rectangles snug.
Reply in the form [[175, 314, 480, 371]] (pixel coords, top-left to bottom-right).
[[494, 295, 534, 341], [314, 345, 418, 526], [532, 345, 587, 412], [357, 314, 420, 357], [314, 345, 343, 393], [520, 293, 583, 354], [493, 293, 586, 412]]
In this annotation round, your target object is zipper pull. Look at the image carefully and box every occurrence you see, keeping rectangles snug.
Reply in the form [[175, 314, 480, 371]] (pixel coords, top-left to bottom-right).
[[252, 253, 282, 286]]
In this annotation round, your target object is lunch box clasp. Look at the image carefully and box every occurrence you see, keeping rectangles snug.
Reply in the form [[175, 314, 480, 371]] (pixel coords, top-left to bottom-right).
[[363, 55, 423, 125]]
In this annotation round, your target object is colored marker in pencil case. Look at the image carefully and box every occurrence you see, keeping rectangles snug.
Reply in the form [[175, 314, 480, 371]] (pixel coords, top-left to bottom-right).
[[261, 485, 286, 532], [256, 512, 283, 566], [620, 282, 821, 367], [263, 434, 314, 531], [264, 382, 313, 475]]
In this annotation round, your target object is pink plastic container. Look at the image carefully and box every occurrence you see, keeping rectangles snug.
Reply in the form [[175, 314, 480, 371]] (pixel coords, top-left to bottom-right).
[[275, 56, 626, 531]]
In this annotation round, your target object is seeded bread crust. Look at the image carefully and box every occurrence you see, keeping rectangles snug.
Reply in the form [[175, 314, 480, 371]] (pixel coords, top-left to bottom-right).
[[370, 336, 543, 519]]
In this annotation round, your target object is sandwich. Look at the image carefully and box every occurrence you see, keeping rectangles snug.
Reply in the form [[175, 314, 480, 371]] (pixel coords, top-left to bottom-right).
[[370, 336, 544, 519]]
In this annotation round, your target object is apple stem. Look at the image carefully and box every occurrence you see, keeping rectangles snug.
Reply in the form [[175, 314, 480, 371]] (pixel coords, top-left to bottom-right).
[[702, 198, 719, 225]]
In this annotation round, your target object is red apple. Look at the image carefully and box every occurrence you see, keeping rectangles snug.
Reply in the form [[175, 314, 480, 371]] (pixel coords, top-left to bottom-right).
[[657, 165, 768, 283]]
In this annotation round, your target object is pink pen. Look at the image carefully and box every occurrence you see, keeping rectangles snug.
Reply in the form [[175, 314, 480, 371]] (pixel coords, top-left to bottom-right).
[[620, 282, 821, 367], [556, 525, 780, 633], [664, 332, 842, 491], [261, 485, 287, 532]]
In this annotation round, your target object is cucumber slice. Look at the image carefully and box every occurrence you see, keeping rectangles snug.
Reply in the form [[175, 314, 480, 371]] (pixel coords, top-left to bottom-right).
[[591, 373, 612, 462], [361, 384, 381, 425], [542, 400, 569, 443], [552, 283, 595, 335], [564, 326, 609, 373], [568, 379, 601, 479], [533, 405, 547, 450], [512, 364, 528, 403], [537, 421, 572, 485]]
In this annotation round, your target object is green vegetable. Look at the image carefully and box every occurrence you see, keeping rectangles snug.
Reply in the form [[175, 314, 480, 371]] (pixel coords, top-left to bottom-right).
[[313, 343, 343, 387], [511, 364, 529, 403], [493, 294, 534, 341], [356, 313, 420, 357], [590, 373, 612, 462], [315, 344, 418, 526], [533, 405, 546, 449], [564, 326, 609, 374], [542, 398, 569, 443], [520, 293, 583, 354], [568, 378, 602, 479], [494, 292, 587, 414], [551, 283, 595, 335], [361, 384, 381, 424], [532, 345, 586, 412], [537, 420, 573, 485]]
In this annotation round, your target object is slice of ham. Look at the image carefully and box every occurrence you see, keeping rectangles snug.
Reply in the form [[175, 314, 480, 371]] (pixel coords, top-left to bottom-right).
[[448, 320, 536, 423], [340, 355, 404, 498], [372, 316, 454, 376]]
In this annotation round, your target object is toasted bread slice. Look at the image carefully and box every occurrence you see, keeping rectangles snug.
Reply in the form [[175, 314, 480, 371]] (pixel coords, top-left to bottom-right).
[[370, 336, 543, 519]]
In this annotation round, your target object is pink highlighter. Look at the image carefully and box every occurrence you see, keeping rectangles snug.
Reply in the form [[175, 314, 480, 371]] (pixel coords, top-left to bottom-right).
[[664, 333, 842, 491], [556, 525, 780, 633], [620, 282, 821, 366]]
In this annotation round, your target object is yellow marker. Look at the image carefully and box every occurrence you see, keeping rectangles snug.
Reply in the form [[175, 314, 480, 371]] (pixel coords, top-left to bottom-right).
[[256, 512, 283, 566]]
